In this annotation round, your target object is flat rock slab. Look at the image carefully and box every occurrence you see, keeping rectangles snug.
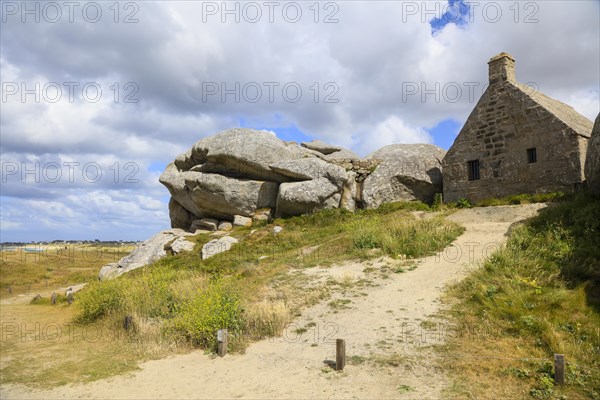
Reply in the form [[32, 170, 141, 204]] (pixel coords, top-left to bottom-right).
[[201, 236, 239, 260], [233, 215, 253, 227], [98, 230, 197, 280], [170, 237, 195, 254]]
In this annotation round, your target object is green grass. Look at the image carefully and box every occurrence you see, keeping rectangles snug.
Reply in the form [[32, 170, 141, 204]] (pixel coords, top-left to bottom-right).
[[442, 192, 566, 210], [441, 193, 600, 399]]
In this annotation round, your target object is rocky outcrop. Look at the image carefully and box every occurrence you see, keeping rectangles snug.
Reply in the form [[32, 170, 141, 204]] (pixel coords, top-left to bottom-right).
[[271, 158, 349, 216], [585, 113, 600, 195], [175, 128, 295, 181], [160, 128, 446, 227], [160, 128, 367, 228], [161, 166, 278, 222], [362, 144, 445, 208], [98, 229, 195, 280], [100, 129, 448, 280], [277, 179, 342, 217]]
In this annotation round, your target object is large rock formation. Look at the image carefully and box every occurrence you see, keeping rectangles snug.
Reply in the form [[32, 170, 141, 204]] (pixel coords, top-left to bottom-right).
[[160, 128, 446, 229], [362, 144, 445, 208], [585, 113, 600, 195], [98, 129, 446, 280]]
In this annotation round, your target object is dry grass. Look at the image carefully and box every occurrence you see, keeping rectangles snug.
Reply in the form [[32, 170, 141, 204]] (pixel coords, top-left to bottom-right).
[[0, 244, 135, 297], [0, 303, 185, 387], [1, 201, 464, 388], [241, 300, 291, 339]]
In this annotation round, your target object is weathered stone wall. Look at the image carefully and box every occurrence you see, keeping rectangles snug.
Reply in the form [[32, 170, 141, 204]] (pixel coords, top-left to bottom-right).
[[443, 55, 592, 203], [585, 113, 600, 195]]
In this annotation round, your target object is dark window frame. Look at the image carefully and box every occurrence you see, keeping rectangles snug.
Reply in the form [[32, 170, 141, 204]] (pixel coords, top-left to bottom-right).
[[527, 147, 537, 164], [467, 159, 480, 181]]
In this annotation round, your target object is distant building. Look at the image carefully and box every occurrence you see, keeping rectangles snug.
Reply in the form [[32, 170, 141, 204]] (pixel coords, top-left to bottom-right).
[[443, 52, 593, 202]]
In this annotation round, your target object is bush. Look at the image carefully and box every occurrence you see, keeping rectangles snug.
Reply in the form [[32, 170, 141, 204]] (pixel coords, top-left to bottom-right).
[[167, 279, 242, 348], [76, 280, 127, 323], [456, 198, 472, 209]]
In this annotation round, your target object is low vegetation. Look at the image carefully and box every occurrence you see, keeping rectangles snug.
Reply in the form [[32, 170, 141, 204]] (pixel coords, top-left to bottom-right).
[[447, 192, 567, 209], [1, 201, 464, 386], [0, 243, 134, 296], [441, 193, 600, 399]]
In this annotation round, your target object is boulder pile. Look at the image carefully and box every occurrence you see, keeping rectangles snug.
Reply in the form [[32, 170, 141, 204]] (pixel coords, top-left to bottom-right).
[[98, 128, 446, 280], [160, 128, 445, 230]]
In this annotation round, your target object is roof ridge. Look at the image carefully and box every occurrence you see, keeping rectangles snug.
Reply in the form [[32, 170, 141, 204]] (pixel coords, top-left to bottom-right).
[[512, 82, 593, 138]]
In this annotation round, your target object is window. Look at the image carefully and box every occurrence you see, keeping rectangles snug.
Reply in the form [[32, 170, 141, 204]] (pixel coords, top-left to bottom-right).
[[527, 148, 537, 164], [467, 160, 480, 181]]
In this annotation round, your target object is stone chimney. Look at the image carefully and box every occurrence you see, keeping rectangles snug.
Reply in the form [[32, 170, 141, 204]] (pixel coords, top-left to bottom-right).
[[488, 52, 516, 85]]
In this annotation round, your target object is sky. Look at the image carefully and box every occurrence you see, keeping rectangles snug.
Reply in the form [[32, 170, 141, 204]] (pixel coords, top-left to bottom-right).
[[1, 0, 599, 242]]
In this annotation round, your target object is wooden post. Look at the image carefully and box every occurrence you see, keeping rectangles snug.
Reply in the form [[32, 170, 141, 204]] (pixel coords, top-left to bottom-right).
[[554, 354, 565, 385], [336, 339, 346, 371], [124, 315, 132, 331], [8, 286, 12, 294], [66, 292, 74, 305], [51, 292, 57, 305], [217, 329, 228, 357]]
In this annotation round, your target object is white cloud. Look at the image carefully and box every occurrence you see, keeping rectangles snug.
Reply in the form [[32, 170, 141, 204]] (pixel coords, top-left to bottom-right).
[[361, 115, 434, 155], [1, 0, 598, 241]]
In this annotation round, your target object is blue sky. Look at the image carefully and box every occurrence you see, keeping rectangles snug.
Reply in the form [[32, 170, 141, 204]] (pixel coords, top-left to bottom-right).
[[430, 0, 471, 33], [1, 1, 598, 242]]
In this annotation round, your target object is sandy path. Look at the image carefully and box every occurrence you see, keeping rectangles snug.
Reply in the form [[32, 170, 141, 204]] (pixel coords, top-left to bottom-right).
[[1, 204, 546, 400]]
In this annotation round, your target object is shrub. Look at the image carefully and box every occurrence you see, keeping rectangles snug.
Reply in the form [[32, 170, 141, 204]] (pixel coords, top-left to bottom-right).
[[431, 193, 443, 211], [76, 279, 127, 323], [167, 279, 242, 348], [456, 198, 472, 209]]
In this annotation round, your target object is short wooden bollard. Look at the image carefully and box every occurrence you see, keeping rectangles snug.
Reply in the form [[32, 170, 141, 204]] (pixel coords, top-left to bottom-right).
[[336, 339, 346, 371], [50, 292, 57, 305], [7, 286, 12, 294], [66, 292, 74, 305], [124, 315, 133, 331], [217, 329, 228, 357], [554, 354, 565, 385]]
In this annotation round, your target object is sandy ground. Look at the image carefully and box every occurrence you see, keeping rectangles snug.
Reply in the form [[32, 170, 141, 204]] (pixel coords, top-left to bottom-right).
[[0, 204, 546, 400]]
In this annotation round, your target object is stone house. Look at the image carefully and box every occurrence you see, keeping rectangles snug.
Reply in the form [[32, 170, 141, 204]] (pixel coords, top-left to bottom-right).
[[443, 53, 593, 202]]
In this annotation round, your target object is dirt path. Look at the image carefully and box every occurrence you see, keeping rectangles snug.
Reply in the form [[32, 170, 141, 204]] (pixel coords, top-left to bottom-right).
[[0, 204, 546, 400]]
